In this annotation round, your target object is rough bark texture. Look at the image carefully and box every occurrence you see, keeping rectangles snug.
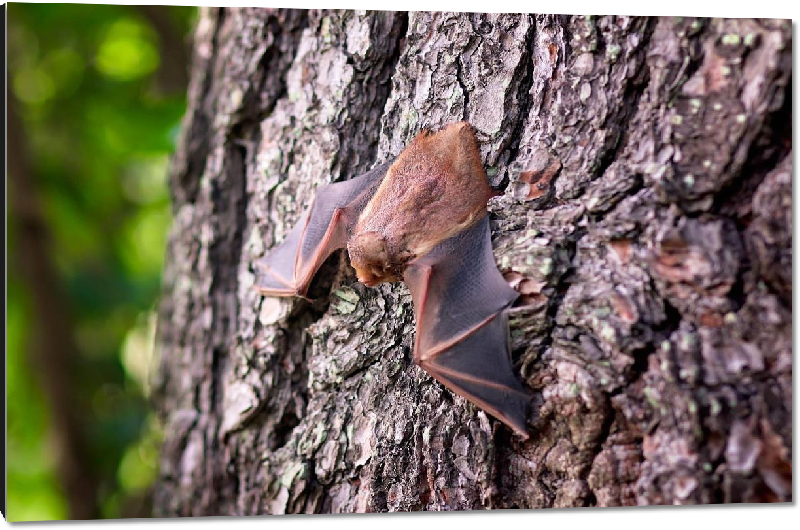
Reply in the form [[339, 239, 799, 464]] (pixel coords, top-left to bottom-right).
[[152, 9, 792, 515]]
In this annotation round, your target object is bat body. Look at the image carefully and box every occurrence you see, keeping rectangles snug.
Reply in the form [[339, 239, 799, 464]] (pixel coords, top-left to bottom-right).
[[256, 122, 531, 437]]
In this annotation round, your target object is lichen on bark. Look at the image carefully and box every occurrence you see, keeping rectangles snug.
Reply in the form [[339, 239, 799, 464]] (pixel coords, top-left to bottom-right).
[[153, 9, 791, 516]]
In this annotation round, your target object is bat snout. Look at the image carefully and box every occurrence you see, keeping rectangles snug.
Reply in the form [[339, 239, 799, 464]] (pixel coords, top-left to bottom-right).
[[355, 267, 380, 287], [354, 263, 397, 287]]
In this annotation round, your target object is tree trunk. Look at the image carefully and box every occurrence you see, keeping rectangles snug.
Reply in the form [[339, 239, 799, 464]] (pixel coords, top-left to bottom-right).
[[152, 8, 791, 515]]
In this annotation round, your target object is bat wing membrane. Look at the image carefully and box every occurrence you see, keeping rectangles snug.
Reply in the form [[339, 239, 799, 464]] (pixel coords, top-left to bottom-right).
[[255, 162, 390, 297], [404, 215, 530, 437]]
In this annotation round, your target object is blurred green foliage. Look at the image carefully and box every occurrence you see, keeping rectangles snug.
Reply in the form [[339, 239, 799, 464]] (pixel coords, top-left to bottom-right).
[[7, 3, 196, 521]]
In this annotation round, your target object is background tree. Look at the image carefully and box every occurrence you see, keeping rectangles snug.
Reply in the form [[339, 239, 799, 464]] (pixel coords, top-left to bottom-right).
[[152, 8, 791, 514], [7, 4, 195, 521]]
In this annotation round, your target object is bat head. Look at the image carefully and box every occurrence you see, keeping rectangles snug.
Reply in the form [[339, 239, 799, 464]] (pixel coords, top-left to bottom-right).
[[347, 230, 408, 287]]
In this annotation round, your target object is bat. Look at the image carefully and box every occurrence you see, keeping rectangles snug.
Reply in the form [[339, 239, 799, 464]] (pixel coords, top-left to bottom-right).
[[255, 122, 531, 437]]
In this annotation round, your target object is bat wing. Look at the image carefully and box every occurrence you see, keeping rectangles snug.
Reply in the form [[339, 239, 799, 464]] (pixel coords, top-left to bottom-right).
[[255, 162, 390, 297], [403, 215, 531, 437]]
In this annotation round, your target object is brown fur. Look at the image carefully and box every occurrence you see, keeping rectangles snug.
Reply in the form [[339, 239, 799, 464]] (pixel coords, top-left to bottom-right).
[[347, 122, 493, 286]]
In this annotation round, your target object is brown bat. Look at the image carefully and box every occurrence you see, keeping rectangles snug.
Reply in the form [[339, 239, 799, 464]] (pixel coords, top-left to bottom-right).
[[255, 122, 531, 437]]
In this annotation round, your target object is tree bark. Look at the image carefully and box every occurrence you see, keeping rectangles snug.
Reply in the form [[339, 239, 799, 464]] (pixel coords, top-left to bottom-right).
[[152, 9, 791, 515]]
